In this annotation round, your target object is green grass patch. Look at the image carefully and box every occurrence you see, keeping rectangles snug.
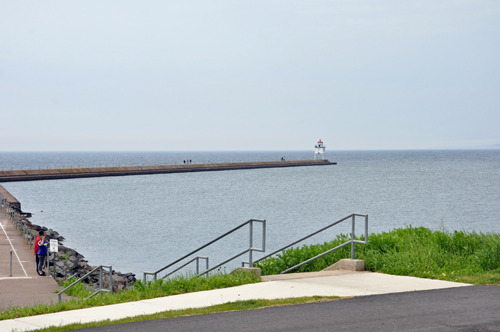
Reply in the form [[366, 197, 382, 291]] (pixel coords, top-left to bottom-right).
[[56, 277, 92, 298], [0, 271, 260, 321], [255, 226, 500, 285], [30, 296, 341, 332]]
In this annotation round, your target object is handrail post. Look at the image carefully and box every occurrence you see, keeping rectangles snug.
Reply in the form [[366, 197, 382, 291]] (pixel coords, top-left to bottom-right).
[[351, 215, 355, 259], [249, 220, 253, 267], [365, 215, 369, 244], [10, 251, 12, 277], [109, 266, 113, 293], [262, 219, 266, 252], [99, 266, 103, 294], [52, 252, 56, 278]]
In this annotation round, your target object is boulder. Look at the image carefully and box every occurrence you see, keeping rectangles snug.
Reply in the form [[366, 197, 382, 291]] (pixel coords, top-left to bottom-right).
[[64, 256, 79, 269]]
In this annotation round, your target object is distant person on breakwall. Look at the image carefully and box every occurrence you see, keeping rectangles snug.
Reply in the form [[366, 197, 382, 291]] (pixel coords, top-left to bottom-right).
[[34, 230, 44, 275], [37, 233, 48, 276]]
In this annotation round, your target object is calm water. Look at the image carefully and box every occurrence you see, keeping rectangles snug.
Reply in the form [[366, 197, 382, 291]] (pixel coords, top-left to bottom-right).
[[1, 150, 499, 277]]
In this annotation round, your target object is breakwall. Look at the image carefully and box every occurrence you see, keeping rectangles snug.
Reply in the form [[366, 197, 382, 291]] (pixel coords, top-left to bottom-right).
[[0, 160, 335, 183], [0, 184, 20, 211]]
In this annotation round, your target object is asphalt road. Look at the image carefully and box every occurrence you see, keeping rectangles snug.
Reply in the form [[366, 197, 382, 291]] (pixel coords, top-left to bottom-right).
[[78, 285, 500, 332]]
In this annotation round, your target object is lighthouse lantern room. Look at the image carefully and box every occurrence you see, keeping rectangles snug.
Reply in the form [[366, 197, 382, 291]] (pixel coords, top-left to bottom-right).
[[314, 139, 326, 160]]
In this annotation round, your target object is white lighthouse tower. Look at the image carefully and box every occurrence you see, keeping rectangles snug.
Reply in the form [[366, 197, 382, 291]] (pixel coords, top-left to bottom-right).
[[314, 139, 326, 160]]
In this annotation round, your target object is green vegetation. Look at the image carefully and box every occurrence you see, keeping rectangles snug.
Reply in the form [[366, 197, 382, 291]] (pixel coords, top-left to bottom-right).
[[255, 233, 356, 275], [0, 271, 260, 321], [364, 226, 500, 284], [56, 277, 91, 298], [31, 296, 341, 332], [255, 226, 500, 285]]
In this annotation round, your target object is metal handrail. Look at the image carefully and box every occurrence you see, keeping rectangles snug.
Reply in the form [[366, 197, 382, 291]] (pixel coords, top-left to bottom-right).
[[143, 218, 266, 283], [164, 256, 209, 277], [199, 248, 250, 276], [254, 213, 368, 274], [58, 265, 113, 303]]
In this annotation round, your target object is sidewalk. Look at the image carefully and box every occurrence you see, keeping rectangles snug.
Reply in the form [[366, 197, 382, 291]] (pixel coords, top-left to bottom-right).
[[0, 269, 471, 332], [0, 212, 69, 310]]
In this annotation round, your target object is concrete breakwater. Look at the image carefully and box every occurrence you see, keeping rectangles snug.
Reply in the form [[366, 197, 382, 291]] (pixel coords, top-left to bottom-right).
[[0, 185, 136, 291], [0, 160, 335, 182], [0, 185, 20, 211]]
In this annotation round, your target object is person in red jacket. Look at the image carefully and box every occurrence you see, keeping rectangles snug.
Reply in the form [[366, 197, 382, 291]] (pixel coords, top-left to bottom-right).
[[34, 231, 44, 275]]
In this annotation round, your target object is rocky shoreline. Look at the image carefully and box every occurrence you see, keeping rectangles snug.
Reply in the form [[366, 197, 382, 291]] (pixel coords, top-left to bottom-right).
[[36, 225, 137, 292], [0, 186, 137, 292]]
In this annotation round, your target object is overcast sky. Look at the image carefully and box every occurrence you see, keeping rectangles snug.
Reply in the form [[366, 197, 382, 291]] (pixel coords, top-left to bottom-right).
[[1, 1, 499, 151]]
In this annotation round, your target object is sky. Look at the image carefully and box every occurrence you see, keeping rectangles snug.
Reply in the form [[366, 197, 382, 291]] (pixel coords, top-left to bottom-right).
[[1, 0, 499, 151]]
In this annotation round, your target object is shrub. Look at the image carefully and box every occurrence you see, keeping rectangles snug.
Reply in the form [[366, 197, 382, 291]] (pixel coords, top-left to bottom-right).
[[255, 226, 500, 281]]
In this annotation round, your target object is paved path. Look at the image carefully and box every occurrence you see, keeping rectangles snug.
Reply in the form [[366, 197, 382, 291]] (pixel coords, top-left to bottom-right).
[[80, 285, 500, 332], [0, 211, 67, 311], [0, 269, 471, 332]]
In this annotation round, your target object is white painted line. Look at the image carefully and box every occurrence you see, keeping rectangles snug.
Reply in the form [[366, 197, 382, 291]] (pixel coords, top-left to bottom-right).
[[0, 221, 29, 277]]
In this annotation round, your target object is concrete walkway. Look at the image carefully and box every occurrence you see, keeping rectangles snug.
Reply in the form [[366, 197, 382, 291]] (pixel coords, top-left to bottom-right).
[[0, 269, 471, 332], [0, 211, 69, 311]]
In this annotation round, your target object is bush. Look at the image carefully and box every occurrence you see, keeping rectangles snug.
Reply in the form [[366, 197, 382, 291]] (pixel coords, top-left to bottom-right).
[[255, 226, 500, 281]]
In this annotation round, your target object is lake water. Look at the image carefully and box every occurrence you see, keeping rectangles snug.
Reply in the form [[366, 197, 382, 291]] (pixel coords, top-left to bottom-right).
[[1, 150, 499, 277]]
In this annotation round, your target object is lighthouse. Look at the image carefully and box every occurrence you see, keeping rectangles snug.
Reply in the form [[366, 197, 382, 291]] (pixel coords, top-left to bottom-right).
[[314, 139, 326, 160]]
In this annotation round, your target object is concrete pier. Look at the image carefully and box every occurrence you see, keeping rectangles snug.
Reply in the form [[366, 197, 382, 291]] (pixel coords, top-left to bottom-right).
[[0, 160, 335, 183], [0, 186, 20, 211]]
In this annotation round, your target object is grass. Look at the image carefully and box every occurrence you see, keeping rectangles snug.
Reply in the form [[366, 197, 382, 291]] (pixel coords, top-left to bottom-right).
[[0, 270, 260, 321], [255, 233, 356, 275], [30, 296, 342, 332], [364, 226, 500, 284], [255, 226, 500, 285]]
